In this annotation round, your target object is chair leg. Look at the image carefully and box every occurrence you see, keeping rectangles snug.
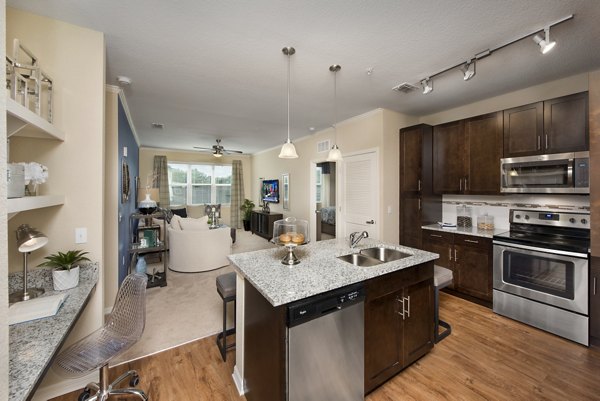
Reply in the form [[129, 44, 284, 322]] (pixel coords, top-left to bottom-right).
[[110, 388, 149, 400], [109, 369, 137, 388], [434, 287, 452, 343]]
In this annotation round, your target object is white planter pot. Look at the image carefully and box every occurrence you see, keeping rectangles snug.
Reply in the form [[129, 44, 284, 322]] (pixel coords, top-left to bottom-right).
[[52, 266, 80, 291]]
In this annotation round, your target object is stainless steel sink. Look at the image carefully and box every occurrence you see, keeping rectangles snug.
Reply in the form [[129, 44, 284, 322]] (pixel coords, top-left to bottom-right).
[[360, 247, 411, 263], [337, 253, 382, 267]]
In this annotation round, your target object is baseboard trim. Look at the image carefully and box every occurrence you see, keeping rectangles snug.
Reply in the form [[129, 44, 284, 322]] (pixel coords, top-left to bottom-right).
[[232, 365, 246, 395], [32, 372, 98, 401]]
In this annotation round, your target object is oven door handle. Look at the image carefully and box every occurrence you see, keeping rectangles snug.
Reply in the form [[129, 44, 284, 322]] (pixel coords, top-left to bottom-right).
[[567, 159, 574, 187], [493, 240, 588, 259]]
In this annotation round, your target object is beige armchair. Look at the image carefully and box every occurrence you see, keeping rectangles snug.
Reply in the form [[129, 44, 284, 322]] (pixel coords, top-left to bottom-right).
[[168, 225, 232, 272]]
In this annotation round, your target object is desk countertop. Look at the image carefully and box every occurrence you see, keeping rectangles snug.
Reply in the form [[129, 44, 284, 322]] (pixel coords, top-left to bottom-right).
[[9, 263, 99, 401]]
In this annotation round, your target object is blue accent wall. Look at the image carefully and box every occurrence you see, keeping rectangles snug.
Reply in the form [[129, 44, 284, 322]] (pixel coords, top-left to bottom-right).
[[117, 98, 139, 285]]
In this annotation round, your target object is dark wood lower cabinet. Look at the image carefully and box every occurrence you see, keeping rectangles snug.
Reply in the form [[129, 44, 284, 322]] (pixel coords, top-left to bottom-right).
[[364, 262, 434, 394], [421, 229, 492, 303], [591, 257, 600, 340]]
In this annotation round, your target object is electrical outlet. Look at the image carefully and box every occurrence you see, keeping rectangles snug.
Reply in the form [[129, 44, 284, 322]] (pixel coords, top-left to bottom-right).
[[123, 146, 128, 157], [75, 227, 87, 244]]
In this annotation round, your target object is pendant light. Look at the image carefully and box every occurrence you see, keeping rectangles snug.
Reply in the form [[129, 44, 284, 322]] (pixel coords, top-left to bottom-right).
[[327, 64, 343, 162], [279, 47, 299, 159]]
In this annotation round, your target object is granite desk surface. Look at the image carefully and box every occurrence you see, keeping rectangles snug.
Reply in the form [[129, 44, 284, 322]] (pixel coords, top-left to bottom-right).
[[422, 224, 508, 239], [9, 263, 99, 401], [228, 238, 439, 307]]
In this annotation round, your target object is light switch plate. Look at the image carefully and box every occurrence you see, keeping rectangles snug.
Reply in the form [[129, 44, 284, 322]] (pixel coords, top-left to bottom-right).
[[75, 227, 87, 244]]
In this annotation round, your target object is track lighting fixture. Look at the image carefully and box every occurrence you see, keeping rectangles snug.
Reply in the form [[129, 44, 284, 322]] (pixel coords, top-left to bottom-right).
[[533, 27, 556, 54], [407, 14, 572, 96], [421, 78, 433, 94], [460, 60, 476, 81]]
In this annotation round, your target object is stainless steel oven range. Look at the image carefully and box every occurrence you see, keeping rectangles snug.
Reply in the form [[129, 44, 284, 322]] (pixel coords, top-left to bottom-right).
[[493, 209, 590, 345]]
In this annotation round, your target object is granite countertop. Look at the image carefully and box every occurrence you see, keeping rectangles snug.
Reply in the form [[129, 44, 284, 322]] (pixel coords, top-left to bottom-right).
[[422, 224, 508, 239], [9, 263, 99, 401], [228, 238, 438, 307]]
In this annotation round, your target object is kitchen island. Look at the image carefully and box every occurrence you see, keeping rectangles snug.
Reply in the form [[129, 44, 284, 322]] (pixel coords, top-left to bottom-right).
[[228, 238, 439, 400]]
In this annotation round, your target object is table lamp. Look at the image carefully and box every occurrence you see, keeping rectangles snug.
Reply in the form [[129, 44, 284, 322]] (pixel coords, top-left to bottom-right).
[[9, 224, 48, 303]]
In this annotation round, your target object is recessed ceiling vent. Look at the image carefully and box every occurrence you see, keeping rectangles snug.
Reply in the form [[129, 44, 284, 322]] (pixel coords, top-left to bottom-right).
[[392, 82, 419, 93], [317, 140, 330, 153], [151, 123, 164, 129]]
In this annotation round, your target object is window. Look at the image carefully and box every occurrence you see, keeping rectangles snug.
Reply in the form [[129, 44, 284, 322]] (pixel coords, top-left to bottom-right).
[[316, 166, 323, 203], [168, 163, 232, 205]]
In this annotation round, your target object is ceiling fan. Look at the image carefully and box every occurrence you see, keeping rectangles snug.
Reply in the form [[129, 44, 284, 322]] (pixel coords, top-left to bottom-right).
[[193, 139, 243, 158]]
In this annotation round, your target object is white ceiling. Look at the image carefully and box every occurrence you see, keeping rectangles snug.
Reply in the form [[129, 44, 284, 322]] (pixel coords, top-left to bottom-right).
[[8, 1, 600, 154]]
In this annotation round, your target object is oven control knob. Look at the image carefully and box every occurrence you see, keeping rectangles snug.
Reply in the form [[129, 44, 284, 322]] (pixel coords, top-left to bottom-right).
[[569, 218, 576, 224], [524, 215, 530, 220], [515, 214, 521, 219], [581, 218, 588, 225]]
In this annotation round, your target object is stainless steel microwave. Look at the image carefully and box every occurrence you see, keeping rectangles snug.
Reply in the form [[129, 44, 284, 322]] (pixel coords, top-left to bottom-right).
[[500, 151, 589, 194]]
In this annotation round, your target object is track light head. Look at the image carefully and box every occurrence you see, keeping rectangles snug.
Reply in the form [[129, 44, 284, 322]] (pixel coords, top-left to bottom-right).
[[421, 78, 433, 94], [533, 27, 556, 54], [460, 60, 476, 81]]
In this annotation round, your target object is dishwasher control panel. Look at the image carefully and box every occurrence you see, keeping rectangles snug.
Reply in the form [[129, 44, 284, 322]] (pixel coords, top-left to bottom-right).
[[287, 284, 365, 328]]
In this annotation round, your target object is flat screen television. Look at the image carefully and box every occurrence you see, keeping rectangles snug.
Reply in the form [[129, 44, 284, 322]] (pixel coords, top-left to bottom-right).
[[262, 179, 280, 203]]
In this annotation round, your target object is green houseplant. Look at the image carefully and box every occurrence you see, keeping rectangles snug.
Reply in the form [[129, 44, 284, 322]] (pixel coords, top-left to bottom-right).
[[241, 198, 255, 231], [39, 250, 90, 291]]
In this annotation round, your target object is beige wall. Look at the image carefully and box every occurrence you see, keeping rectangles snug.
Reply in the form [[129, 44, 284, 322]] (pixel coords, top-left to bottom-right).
[[138, 148, 253, 225], [6, 7, 105, 395], [419, 73, 589, 126], [251, 109, 417, 243], [0, 1, 8, 399], [104, 87, 119, 310]]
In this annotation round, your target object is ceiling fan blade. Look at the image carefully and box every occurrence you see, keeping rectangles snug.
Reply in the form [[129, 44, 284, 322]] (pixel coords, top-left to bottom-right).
[[193, 146, 213, 150], [223, 149, 243, 154]]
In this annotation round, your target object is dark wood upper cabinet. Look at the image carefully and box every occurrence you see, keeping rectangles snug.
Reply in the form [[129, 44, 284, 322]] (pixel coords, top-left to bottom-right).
[[465, 112, 503, 194], [400, 126, 423, 193], [503, 102, 543, 157], [504, 92, 589, 158], [433, 120, 465, 194], [544, 92, 589, 153]]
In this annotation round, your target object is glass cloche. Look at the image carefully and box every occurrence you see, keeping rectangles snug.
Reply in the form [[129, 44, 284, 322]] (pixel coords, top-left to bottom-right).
[[271, 217, 310, 265]]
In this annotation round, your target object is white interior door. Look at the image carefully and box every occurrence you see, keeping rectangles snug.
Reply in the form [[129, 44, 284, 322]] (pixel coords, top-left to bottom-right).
[[341, 151, 379, 240]]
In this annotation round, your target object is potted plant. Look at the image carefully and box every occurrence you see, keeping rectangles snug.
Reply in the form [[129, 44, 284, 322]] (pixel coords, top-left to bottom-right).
[[38, 250, 90, 291], [241, 198, 255, 231]]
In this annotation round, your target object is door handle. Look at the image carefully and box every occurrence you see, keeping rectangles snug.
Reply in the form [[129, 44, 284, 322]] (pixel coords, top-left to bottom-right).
[[430, 234, 442, 238], [464, 177, 468, 191], [448, 247, 453, 261], [454, 248, 458, 261], [464, 239, 479, 244], [545, 134, 549, 149], [366, 220, 375, 224], [403, 296, 410, 319], [395, 296, 405, 318], [594, 277, 597, 296], [459, 179, 462, 191], [418, 199, 421, 211], [537, 136, 541, 150], [418, 179, 422, 191]]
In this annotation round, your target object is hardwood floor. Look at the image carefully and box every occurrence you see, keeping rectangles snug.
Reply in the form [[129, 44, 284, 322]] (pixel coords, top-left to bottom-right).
[[51, 293, 600, 401]]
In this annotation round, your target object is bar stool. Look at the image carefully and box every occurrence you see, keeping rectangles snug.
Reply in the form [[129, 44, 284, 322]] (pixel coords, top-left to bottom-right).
[[433, 265, 453, 343], [216, 272, 236, 361]]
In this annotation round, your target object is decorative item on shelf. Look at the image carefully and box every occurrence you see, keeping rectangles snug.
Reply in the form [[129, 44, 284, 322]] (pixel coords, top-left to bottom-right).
[[7, 163, 25, 198], [7, 39, 54, 122], [9, 224, 48, 303], [272, 217, 310, 265], [204, 204, 221, 228], [262, 201, 270, 214], [16, 162, 48, 196], [38, 249, 90, 291], [138, 188, 158, 215], [241, 198, 255, 231]]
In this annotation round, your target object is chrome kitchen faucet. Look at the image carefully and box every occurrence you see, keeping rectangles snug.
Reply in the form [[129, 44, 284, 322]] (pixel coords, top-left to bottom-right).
[[349, 231, 369, 248]]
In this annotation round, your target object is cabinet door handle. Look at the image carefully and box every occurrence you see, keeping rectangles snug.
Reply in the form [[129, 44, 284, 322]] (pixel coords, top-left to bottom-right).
[[545, 134, 549, 149], [404, 296, 410, 319], [395, 296, 405, 318], [459, 179, 463, 191], [464, 177, 468, 191], [448, 247, 453, 261], [594, 277, 597, 296], [418, 179, 422, 191], [464, 239, 479, 244], [537, 136, 541, 150], [454, 248, 458, 261], [418, 199, 421, 211], [430, 234, 442, 238]]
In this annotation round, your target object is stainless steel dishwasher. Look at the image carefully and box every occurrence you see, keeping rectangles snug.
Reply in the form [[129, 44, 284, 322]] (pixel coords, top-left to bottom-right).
[[287, 283, 365, 401]]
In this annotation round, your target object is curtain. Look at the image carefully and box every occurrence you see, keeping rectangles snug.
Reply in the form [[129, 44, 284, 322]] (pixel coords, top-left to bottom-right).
[[230, 160, 245, 229], [153, 155, 170, 210]]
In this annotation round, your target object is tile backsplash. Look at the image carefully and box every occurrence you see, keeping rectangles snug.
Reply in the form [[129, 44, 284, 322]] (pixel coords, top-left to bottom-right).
[[442, 195, 590, 230]]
